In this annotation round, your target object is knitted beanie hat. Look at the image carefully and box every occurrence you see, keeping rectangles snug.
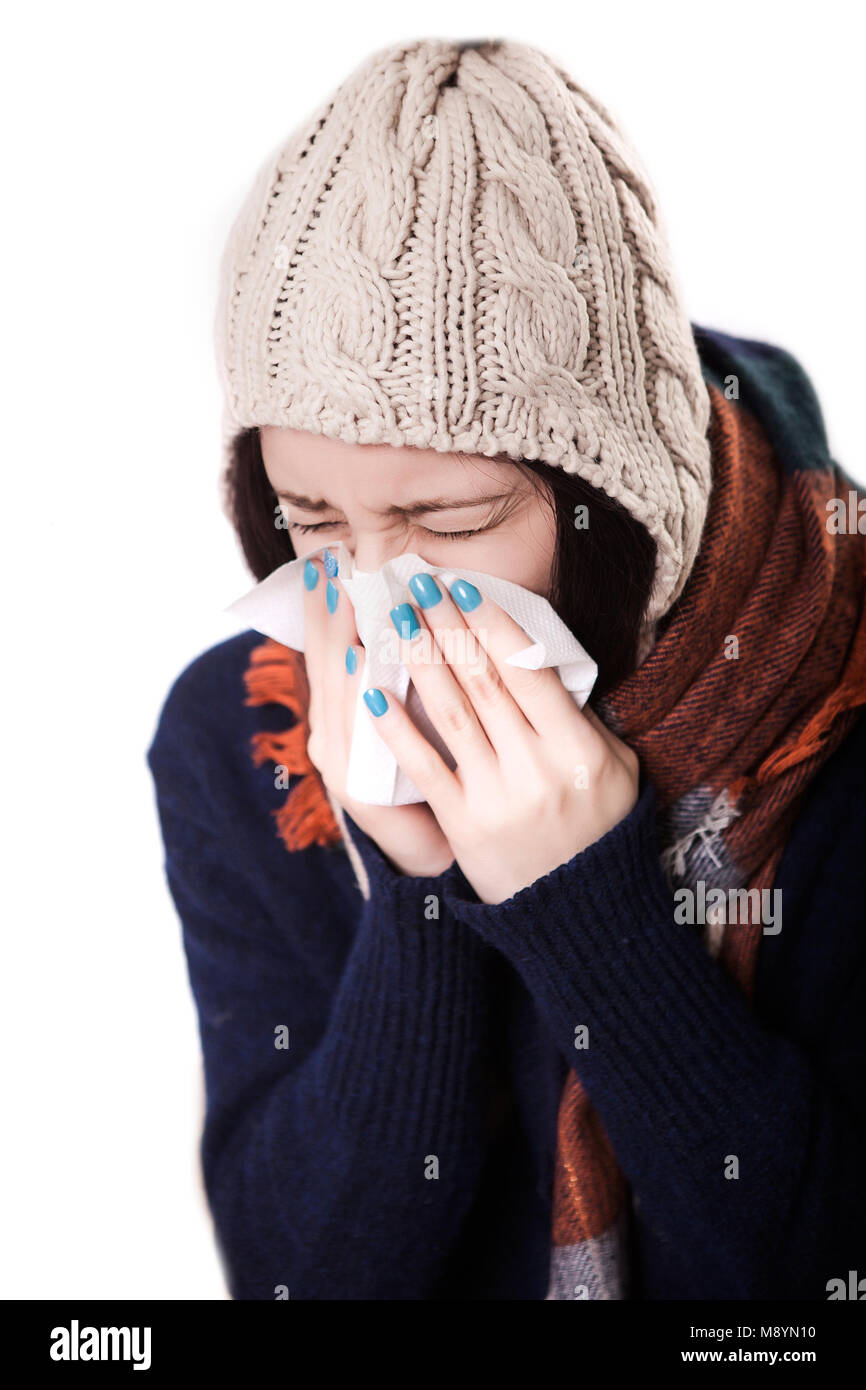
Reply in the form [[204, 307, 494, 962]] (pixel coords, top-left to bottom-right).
[[214, 37, 712, 624]]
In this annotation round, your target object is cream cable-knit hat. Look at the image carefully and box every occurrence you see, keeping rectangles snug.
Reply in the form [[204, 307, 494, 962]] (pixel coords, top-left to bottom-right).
[[214, 37, 712, 623]]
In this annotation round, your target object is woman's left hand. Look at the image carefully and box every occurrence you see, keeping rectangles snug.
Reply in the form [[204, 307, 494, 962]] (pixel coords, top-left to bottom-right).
[[364, 573, 641, 905]]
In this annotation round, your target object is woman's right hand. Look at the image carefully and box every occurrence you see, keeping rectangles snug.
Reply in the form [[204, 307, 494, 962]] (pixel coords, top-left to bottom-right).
[[301, 549, 456, 879]]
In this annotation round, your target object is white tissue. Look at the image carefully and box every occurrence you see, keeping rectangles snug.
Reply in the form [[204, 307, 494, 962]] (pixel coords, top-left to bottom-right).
[[223, 541, 598, 805]]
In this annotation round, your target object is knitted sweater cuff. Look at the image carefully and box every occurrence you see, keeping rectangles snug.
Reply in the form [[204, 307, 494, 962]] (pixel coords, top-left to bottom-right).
[[340, 807, 467, 916], [440, 778, 771, 1132], [313, 807, 491, 1152]]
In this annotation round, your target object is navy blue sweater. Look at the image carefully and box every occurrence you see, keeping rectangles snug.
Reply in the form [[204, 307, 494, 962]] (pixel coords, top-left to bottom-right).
[[146, 624, 866, 1301]]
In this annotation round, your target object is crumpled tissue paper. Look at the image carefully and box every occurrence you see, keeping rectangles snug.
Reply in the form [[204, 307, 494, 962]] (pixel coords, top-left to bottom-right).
[[224, 541, 598, 805]]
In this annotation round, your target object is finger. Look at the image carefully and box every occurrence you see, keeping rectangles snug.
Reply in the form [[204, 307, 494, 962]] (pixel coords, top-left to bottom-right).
[[388, 597, 499, 782], [300, 551, 328, 737], [317, 548, 363, 749], [401, 571, 540, 755], [578, 700, 637, 780], [360, 680, 461, 821], [430, 570, 586, 738], [580, 701, 612, 741]]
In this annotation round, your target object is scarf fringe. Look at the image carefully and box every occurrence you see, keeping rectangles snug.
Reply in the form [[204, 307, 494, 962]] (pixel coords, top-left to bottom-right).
[[242, 637, 342, 853]]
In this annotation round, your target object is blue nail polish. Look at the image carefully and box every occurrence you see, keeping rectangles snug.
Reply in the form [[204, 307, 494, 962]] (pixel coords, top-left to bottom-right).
[[409, 572, 443, 609], [363, 687, 388, 717], [345, 644, 357, 675], [326, 579, 339, 613], [449, 578, 482, 612], [389, 602, 420, 640], [323, 547, 338, 578], [303, 559, 319, 590]]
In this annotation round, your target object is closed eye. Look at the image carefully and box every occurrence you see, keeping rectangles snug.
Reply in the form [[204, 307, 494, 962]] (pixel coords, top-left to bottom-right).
[[287, 520, 484, 541], [285, 521, 343, 535], [421, 527, 481, 540]]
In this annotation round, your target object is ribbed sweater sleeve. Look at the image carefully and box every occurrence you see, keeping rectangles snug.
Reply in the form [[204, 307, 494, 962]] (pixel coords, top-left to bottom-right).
[[440, 777, 866, 1299], [147, 698, 493, 1301]]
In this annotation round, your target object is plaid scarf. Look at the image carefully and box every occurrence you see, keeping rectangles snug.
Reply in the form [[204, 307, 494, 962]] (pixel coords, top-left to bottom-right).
[[240, 343, 866, 1300]]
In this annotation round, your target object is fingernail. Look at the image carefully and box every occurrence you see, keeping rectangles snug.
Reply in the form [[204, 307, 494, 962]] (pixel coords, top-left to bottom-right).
[[323, 547, 338, 578], [326, 579, 339, 613], [409, 572, 442, 609], [449, 578, 482, 612], [389, 602, 420, 640], [303, 559, 319, 590], [363, 687, 388, 717], [345, 644, 357, 675]]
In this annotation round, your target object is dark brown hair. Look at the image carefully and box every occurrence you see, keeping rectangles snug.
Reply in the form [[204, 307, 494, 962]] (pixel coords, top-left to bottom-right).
[[222, 427, 657, 699]]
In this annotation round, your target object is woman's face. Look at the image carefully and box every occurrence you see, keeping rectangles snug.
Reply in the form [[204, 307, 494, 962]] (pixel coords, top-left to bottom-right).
[[260, 427, 557, 595]]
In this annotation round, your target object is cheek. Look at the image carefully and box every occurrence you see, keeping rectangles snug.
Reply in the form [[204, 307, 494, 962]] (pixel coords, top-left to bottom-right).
[[479, 504, 556, 596]]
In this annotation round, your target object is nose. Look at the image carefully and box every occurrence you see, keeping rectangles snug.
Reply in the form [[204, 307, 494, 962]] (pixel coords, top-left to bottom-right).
[[347, 528, 409, 574]]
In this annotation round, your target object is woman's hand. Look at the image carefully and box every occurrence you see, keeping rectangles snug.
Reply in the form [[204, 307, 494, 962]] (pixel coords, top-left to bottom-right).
[[362, 571, 641, 904], [301, 551, 455, 879]]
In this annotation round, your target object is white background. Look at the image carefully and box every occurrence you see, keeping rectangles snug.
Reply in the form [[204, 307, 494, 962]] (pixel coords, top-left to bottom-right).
[[2, 0, 862, 1298]]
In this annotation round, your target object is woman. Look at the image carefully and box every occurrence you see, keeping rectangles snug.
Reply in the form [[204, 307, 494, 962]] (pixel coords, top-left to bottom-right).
[[147, 37, 866, 1299]]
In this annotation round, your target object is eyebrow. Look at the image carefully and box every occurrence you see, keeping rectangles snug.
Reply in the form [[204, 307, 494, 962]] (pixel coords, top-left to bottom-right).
[[273, 489, 512, 516]]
